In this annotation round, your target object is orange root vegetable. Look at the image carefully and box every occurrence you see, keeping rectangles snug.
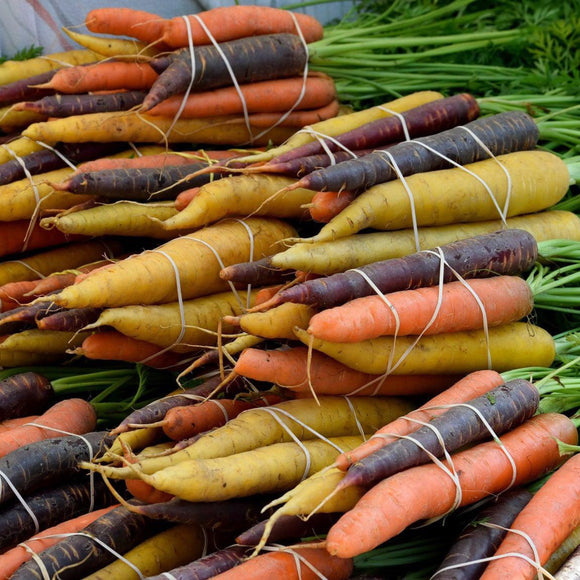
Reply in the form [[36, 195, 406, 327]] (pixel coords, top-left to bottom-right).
[[35, 61, 159, 93], [234, 346, 462, 397], [307, 275, 534, 343], [147, 74, 337, 118], [0, 280, 41, 311], [335, 369, 505, 470], [85, 8, 168, 45], [0, 397, 96, 458], [325, 412, 578, 558], [162, 5, 324, 47], [237, 100, 340, 128], [309, 190, 356, 223], [480, 453, 580, 580], [174, 187, 201, 211]]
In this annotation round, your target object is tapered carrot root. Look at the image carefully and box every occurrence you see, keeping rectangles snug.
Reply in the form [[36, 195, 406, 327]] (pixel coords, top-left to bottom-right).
[[294, 322, 556, 375], [85, 8, 168, 45], [309, 190, 356, 223], [335, 369, 505, 470], [325, 413, 578, 558], [307, 276, 534, 343], [480, 453, 580, 580], [234, 347, 462, 397]]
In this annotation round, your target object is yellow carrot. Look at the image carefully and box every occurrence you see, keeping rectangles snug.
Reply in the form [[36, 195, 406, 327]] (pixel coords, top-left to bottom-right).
[[0, 330, 90, 354]]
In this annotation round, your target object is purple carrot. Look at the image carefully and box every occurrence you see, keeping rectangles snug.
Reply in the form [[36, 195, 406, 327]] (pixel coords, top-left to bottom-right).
[[0, 299, 63, 334], [0, 69, 57, 107], [0, 372, 53, 421], [36, 306, 103, 332], [432, 488, 533, 579], [142, 33, 308, 111], [255, 228, 538, 310], [339, 378, 539, 490], [16, 90, 147, 117], [269, 92, 480, 166], [219, 256, 296, 286], [289, 110, 539, 194]]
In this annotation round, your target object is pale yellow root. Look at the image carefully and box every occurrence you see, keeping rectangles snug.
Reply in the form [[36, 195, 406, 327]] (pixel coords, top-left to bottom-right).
[[0, 137, 44, 164], [269, 210, 580, 274], [294, 323, 556, 375], [0, 329, 90, 354], [0, 106, 47, 131]]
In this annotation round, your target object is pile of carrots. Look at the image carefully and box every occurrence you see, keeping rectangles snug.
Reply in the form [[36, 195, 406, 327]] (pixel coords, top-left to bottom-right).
[[0, 2, 580, 579]]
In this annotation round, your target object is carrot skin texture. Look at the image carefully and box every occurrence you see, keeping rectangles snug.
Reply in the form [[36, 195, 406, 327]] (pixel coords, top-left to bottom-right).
[[272, 92, 480, 164], [341, 378, 539, 489], [336, 369, 505, 470], [0, 69, 57, 107], [480, 453, 580, 580], [266, 229, 538, 309], [0, 431, 112, 506], [210, 545, 353, 580], [143, 33, 308, 111], [9, 502, 165, 580], [36, 307, 103, 331], [0, 372, 53, 421], [296, 110, 539, 194], [433, 488, 533, 580], [307, 276, 534, 342], [325, 413, 578, 558], [219, 256, 296, 286], [0, 476, 121, 553]]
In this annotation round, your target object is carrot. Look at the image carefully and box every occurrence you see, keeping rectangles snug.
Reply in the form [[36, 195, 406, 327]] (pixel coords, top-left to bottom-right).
[[267, 92, 481, 166], [0, 506, 116, 580], [0, 348, 63, 368], [269, 210, 580, 275], [0, 430, 111, 506], [22, 110, 297, 146], [142, 33, 309, 112], [76, 330, 187, 369], [294, 322, 556, 375], [0, 279, 42, 310], [16, 90, 147, 116], [0, 371, 52, 422], [325, 412, 578, 559], [432, 488, 533, 580], [339, 378, 540, 490], [480, 453, 580, 579], [84, 8, 168, 45], [0, 397, 96, 458], [9, 502, 167, 580], [210, 544, 353, 580], [35, 61, 159, 93], [160, 395, 281, 441], [233, 346, 463, 397], [219, 256, 296, 287], [0, 328, 90, 355], [81, 523, 207, 580], [162, 5, 324, 47], [289, 110, 539, 195], [0, 415, 40, 433], [41, 201, 180, 239], [147, 74, 336, 118], [308, 150, 572, 242], [162, 174, 316, 231], [0, 136, 44, 165], [237, 90, 444, 165], [36, 306, 103, 332], [91, 396, 415, 478], [0, 69, 57, 107], [336, 369, 505, 470], [0, 49, 101, 86], [309, 190, 356, 223], [41, 217, 296, 309], [307, 275, 534, 343], [256, 229, 538, 311]]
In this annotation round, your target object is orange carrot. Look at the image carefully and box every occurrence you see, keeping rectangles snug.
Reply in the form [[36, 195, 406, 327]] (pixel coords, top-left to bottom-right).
[[0, 505, 117, 580], [0, 280, 41, 311], [174, 186, 201, 211], [0, 398, 96, 458], [162, 5, 325, 47], [35, 61, 159, 93], [308, 190, 356, 223], [234, 346, 462, 397], [0, 415, 40, 433], [480, 453, 580, 580], [307, 276, 534, 343], [160, 395, 282, 441], [239, 100, 340, 128], [76, 330, 187, 369], [210, 544, 352, 580], [325, 412, 578, 558], [85, 8, 168, 45], [335, 369, 505, 470], [147, 74, 337, 118]]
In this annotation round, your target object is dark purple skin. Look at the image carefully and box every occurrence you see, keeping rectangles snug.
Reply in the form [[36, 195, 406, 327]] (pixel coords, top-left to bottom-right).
[[432, 488, 533, 580], [0, 372, 53, 421], [219, 256, 296, 285], [143, 33, 308, 111], [18, 90, 147, 117], [342, 379, 539, 489], [295, 110, 539, 194], [268, 228, 538, 309], [269, 92, 481, 166], [36, 306, 103, 332], [0, 68, 57, 107]]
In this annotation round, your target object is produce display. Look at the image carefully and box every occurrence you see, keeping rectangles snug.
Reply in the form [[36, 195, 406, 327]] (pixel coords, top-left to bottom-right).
[[0, 0, 579, 578]]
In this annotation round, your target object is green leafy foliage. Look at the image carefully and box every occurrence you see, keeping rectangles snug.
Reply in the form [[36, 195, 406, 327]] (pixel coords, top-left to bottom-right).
[[0, 45, 43, 65]]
